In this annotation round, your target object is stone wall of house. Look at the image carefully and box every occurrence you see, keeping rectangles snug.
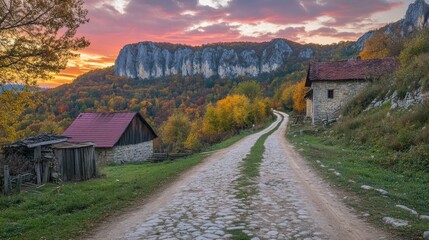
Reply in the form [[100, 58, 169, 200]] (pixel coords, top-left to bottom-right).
[[112, 141, 153, 164], [312, 81, 368, 123], [306, 99, 313, 118], [95, 141, 153, 166], [96, 148, 114, 166]]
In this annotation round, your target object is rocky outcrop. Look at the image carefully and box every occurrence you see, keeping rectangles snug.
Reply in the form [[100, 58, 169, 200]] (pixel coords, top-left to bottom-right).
[[401, 0, 429, 35], [355, 0, 429, 50], [365, 87, 429, 111], [115, 39, 297, 80], [298, 48, 314, 59], [352, 31, 375, 51]]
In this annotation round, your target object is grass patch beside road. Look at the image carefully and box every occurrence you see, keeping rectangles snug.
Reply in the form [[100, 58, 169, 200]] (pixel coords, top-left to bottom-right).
[[228, 114, 283, 239], [0, 156, 204, 239], [236, 115, 283, 200], [0, 121, 276, 240], [287, 123, 429, 239]]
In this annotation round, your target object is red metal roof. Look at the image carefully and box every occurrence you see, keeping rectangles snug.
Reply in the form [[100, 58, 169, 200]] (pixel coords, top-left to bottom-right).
[[63, 112, 156, 148], [305, 58, 397, 87]]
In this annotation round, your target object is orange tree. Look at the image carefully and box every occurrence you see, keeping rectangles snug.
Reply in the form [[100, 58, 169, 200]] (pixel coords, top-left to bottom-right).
[[293, 79, 307, 113]]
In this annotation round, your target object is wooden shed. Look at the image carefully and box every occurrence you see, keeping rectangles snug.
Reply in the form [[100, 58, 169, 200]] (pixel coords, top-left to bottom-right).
[[2, 134, 97, 186], [52, 142, 96, 182], [64, 112, 158, 165]]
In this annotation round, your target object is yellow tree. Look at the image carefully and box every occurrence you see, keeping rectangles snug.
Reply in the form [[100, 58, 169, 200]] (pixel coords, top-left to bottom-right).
[[0, 0, 90, 142], [185, 118, 204, 151], [160, 113, 192, 152], [216, 94, 250, 133], [0, 90, 35, 142], [360, 33, 403, 59], [293, 79, 307, 113], [281, 83, 297, 110]]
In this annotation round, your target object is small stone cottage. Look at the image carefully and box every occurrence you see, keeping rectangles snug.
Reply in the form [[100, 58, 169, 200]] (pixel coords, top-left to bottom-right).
[[305, 58, 397, 124], [64, 112, 157, 165]]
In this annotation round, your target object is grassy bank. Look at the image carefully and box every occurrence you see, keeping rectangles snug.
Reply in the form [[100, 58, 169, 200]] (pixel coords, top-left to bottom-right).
[[287, 123, 429, 239], [0, 120, 274, 240]]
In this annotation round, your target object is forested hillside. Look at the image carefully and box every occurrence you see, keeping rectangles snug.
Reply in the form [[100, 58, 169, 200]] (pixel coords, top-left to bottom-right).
[[11, 39, 355, 142]]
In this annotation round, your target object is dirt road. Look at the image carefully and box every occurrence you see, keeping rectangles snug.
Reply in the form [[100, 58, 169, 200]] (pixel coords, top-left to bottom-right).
[[87, 112, 388, 240]]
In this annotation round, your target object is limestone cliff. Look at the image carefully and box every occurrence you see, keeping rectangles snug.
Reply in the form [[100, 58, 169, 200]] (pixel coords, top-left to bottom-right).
[[114, 0, 429, 80], [114, 39, 307, 80]]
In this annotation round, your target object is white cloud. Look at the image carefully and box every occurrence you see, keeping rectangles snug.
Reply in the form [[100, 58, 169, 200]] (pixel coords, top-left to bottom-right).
[[186, 20, 225, 32], [230, 22, 289, 37], [96, 0, 131, 14], [198, 0, 232, 9], [181, 10, 198, 16]]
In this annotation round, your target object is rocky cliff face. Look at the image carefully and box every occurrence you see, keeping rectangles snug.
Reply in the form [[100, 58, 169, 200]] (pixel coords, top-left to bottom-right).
[[114, 0, 429, 80], [350, 0, 429, 51], [114, 39, 303, 80], [401, 0, 429, 35]]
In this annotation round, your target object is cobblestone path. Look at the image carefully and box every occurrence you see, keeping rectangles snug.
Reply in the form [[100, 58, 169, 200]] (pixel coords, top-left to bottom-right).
[[89, 112, 388, 240], [124, 114, 282, 240]]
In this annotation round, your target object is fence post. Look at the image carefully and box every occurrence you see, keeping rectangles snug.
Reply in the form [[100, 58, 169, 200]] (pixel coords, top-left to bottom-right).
[[17, 174, 22, 193], [35, 163, 41, 185], [3, 165, 9, 195]]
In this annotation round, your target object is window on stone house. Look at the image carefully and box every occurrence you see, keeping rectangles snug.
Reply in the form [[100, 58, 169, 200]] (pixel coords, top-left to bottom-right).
[[328, 89, 334, 99]]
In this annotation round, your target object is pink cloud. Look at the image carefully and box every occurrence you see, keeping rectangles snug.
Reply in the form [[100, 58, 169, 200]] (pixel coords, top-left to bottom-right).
[[52, 0, 409, 87]]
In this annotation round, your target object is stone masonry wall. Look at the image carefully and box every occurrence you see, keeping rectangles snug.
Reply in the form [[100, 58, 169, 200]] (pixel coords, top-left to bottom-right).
[[96, 148, 114, 166], [306, 98, 313, 118], [112, 141, 153, 164], [312, 81, 368, 123], [95, 141, 153, 166]]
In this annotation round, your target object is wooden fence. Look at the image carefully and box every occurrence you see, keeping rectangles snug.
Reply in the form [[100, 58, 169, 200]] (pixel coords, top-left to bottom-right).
[[148, 153, 191, 162]]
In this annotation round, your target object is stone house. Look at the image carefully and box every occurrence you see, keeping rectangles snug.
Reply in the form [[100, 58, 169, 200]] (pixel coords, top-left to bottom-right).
[[64, 112, 157, 165], [305, 58, 397, 124]]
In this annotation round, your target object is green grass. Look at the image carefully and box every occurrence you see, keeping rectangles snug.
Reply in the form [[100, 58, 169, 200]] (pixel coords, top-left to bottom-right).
[[287, 123, 429, 239], [0, 122, 277, 240], [236, 115, 283, 200], [228, 115, 283, 239]]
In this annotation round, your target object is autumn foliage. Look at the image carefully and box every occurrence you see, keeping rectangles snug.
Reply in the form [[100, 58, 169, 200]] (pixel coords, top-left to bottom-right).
[[159, 81, 273, 152], [293, 80, 307, 113], [273, 79, 307, 113], [360, 33, 403, 59]]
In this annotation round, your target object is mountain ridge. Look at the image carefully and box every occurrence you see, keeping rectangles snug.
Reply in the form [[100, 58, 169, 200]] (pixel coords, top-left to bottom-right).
[[114, 0, 429, 81], [114, 38, 355, 80]]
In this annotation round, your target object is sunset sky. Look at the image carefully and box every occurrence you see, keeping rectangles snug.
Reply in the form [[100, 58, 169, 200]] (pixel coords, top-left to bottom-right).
[[44, 0, 416, 88]]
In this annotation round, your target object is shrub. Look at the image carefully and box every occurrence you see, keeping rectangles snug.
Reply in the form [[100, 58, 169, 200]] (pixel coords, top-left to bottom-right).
[[342, 77, 391, 117]]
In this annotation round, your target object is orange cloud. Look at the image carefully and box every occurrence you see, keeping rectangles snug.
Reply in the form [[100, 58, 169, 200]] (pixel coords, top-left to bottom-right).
[[40, 52, 115, 88]]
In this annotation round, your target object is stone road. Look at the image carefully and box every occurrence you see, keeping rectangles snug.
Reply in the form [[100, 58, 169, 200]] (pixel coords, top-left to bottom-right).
[[121, 113, 327, 240]]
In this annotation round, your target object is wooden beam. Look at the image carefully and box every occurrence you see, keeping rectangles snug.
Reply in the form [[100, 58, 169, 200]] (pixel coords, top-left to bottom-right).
[[35, 163, 41, 185], [3, 165, 9, 195], [42, 161, 49, 184]]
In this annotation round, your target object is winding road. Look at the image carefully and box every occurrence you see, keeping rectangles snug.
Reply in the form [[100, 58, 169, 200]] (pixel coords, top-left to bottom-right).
[[87, 112, 388, 240]]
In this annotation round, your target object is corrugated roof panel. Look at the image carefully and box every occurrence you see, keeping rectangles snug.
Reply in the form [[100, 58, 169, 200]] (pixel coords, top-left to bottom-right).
[[63, 112, 138, 148]]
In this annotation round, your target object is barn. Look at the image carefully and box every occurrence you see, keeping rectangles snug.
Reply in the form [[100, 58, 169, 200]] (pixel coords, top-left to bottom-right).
[[63, 112, 157, 165], [305, 58, 397, 124]]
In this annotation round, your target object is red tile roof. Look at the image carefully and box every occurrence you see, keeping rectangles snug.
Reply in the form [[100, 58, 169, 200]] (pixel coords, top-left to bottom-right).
[[305, 58, 397, 87], [63, 112, 156, 148]]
